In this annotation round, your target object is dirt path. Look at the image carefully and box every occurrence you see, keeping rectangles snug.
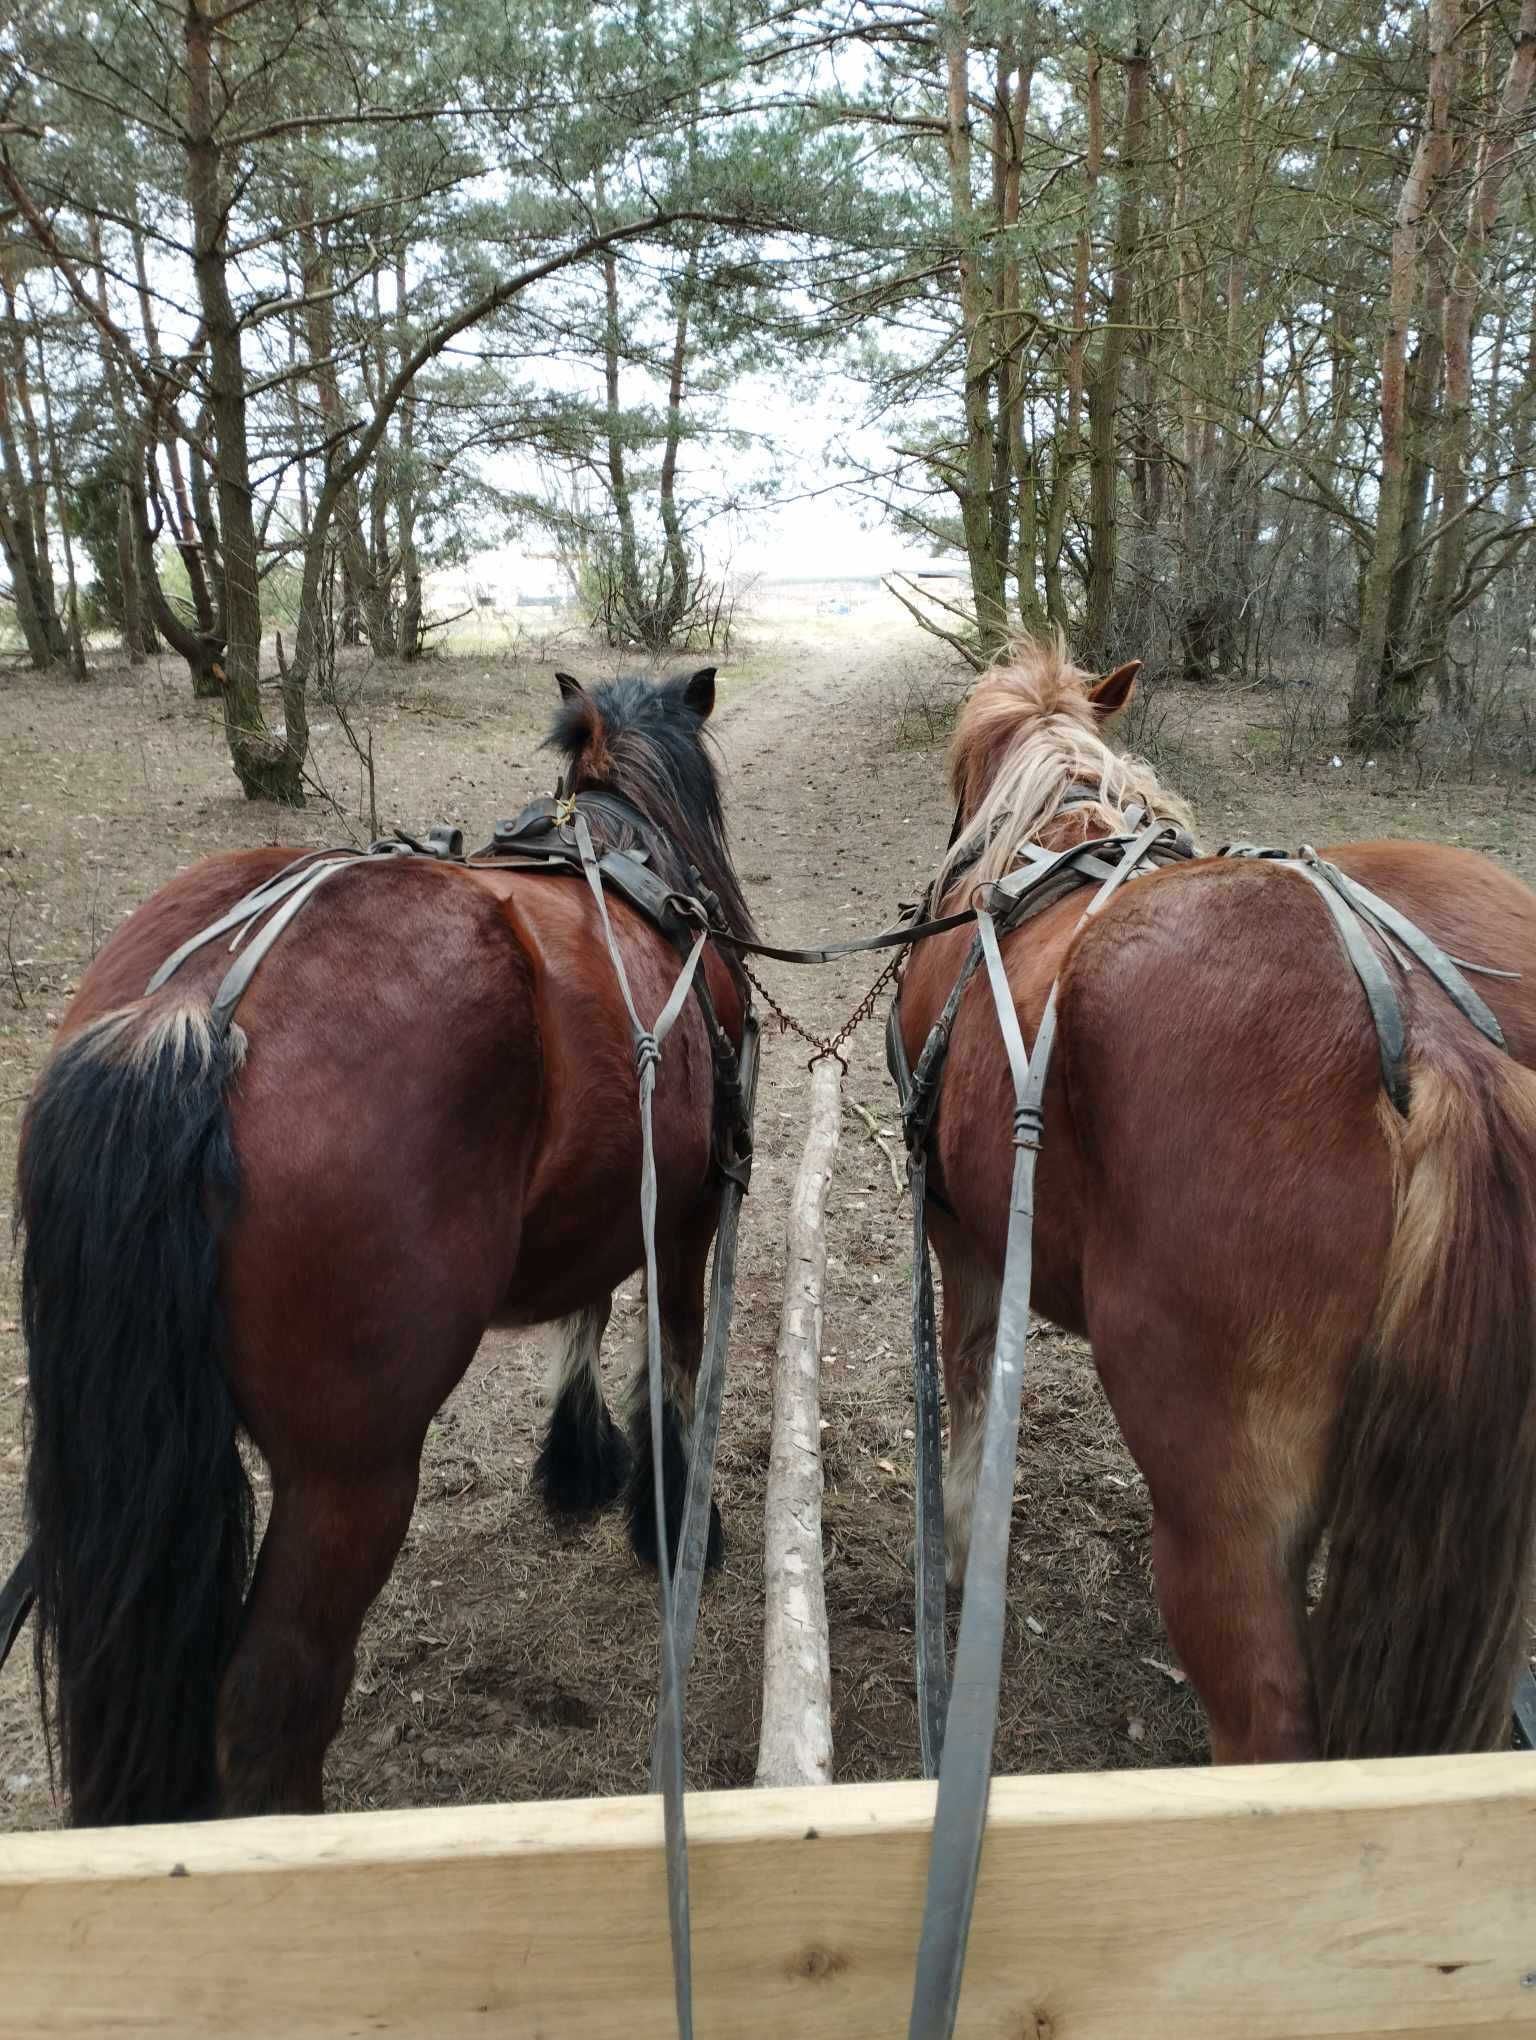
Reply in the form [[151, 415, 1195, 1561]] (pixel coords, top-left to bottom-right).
[[0, 608, 1204, 1830]]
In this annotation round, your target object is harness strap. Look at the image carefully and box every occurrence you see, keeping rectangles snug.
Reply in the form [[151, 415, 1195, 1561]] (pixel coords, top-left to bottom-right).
[[906, 820, 1181, 2040], [658, 1009, 762, 1781], [143, 848, 349, 995], [210, 858, 366, 1037], [1220, 846, 1508, 1114], [887, 1005, 951, 1780], [570, 811, 701, 2040]]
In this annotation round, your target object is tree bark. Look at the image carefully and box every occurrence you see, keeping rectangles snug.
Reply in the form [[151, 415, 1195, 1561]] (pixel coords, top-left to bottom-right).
[[656, 233, 702, 642], [945, 0, 1007, 654], [133, 230, 218, 673], [0, 478, 58, 668], [1183, 12, 1261, 682], [115, 486, 147, 666], [28, 306, 88, 680], [1081, 40, 1149, 663], [600, 212, 643, 637], [1349, 0, 1466, 747], [0, 325, 65, 666], [395, 251, 423, 662], [185, 0, 304, 802], [1043, 51, 1101, 631], [301, 208, 389, 658], [1422, 0, 1536, 708], [88, 227, 152, 661]]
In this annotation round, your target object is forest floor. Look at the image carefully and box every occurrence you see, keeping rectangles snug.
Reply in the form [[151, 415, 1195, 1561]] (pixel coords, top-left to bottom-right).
[[3, 594, 1535, 1827]]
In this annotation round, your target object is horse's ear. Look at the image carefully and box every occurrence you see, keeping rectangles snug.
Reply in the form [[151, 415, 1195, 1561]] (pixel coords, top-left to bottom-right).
[[684, 667, 716, 719], [555, 670, 585, 703], [1088, 660, 1141, 720]]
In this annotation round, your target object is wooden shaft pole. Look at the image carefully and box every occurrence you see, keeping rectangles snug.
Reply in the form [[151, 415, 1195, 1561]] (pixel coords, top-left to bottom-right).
[[756, 1056, 840, 1790]]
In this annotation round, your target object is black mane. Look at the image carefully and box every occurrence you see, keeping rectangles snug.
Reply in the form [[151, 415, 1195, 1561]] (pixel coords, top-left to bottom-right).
[[547, 672, 758, 941]]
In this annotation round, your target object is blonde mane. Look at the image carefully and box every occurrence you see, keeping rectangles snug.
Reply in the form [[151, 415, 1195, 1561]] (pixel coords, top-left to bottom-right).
[[936, 637, 1197, 899]]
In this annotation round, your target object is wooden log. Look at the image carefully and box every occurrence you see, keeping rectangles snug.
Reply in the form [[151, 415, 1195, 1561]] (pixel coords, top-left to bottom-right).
[[3, 1759, 1536, 2037], [756, 1055, 840, 1790]]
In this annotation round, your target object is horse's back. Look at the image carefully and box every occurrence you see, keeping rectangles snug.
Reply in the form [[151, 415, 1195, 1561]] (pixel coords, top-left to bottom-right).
[[1064, 835, 1536, 1075], [57, 846, 301, 1040], [1048, 836, 1536, 1332], [1326, 838, 1536, 1062]]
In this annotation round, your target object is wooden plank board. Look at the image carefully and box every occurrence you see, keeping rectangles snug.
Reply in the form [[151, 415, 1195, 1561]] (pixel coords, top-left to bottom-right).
[[3, 1757, 1536, 2037]]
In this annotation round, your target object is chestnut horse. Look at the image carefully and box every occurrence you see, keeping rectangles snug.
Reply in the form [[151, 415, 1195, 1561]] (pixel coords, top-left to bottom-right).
[[17, 666, 751, 1823], [897, 640, 1536, 1761]]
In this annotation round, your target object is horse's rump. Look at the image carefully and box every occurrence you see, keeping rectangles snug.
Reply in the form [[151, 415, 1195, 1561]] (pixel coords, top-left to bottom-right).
[[927, 835, 1536, 1756]]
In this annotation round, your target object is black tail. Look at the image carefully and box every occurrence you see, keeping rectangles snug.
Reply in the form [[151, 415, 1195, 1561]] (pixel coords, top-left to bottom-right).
[[19, 999, 252, 1824]]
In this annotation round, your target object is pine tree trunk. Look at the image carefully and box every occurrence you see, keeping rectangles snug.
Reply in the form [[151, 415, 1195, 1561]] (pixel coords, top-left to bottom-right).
[[29, 311, 88, 680], [185, 0, 304, 803], [946, 0, 1007, 653], [300, 209, 389, 658], [0, 479, 58, 669], [999, 48, 1040, 627], [116, 486, 146, 667], [1081, 41, 1149, 663], [1043, 52, 1101, 631], [1350, 0, 1466, 748], [133, 230, 219, 674], [0, 359, 66, 665], [657, 235, 701, 642], [395, 252, 424, 663], [600, 201, 643, 638], [1422, 0, 1536, 708]]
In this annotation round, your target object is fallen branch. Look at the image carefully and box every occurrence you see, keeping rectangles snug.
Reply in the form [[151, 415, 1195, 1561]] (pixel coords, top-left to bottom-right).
[[847, 1096, 903, 1196], [417, 606, 475, 636]]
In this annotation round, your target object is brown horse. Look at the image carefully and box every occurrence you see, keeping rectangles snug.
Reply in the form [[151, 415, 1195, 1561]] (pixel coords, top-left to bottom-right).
[[897, 639, 1536, 1761], [17, 667, 751, 1824]]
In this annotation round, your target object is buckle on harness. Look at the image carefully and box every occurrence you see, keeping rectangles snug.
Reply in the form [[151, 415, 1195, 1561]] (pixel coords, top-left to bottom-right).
[[1012, 1103, 1045, 1152]]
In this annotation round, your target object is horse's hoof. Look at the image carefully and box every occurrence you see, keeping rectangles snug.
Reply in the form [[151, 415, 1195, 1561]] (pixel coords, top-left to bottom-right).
[[628, 1495, 725, 1572], [534, 1398, 631, 1515]]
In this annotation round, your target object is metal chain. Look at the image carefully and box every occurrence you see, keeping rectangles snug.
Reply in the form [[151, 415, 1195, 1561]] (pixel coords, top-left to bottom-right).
[[742, 948, 905, 1071]]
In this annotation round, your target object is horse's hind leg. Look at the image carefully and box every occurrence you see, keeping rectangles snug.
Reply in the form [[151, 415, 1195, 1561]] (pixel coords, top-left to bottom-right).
[[533, 1298, 630, 1513], [932, 1234, 1001, 1588], [216, 1460, 420, 1814], [1089, 1292, 1336, 1764], [626, 1219, 723, 1571]]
